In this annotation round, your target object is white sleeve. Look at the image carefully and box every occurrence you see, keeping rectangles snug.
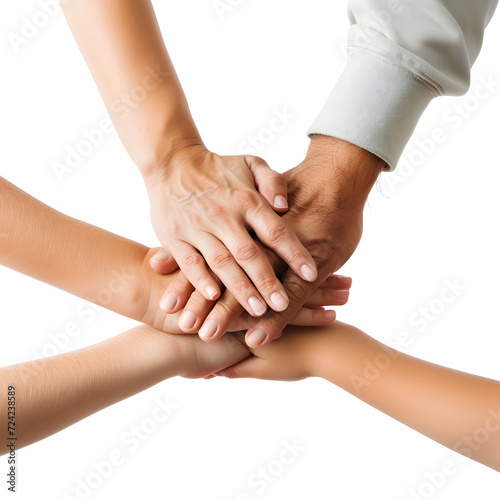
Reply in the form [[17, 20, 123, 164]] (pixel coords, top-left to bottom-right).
[[307, 0, 498, 170]]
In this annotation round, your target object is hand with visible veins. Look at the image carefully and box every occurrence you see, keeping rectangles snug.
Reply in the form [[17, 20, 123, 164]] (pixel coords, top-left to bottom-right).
[[61, 0, 317, 320], [146, 144, 318, 320], [151, 135, 385, 345]]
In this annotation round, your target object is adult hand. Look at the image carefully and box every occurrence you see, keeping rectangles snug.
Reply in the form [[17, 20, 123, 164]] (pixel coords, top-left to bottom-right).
[[144, 144, 318, 319], [141, 246, 351, 335], [189, 135, 385, 346]]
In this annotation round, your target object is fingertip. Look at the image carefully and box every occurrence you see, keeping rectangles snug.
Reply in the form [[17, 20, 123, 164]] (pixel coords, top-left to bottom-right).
[[273, 195, 288, 211], [150, 253, 176, 274], [204, 284, 220, 301], [160, 291, 179, 313], [198, 319, 220, 342], [300, 264, 318, 283], [246, 328, 268, 348], [324, 309, 336, 323], [339, 276, 353, 288]]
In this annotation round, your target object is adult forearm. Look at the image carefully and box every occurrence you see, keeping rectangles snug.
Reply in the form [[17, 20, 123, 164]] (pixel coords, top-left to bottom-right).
[[60, 0, 202, 172], [0, 326, 182, 452], [316, 324, 500, 471]]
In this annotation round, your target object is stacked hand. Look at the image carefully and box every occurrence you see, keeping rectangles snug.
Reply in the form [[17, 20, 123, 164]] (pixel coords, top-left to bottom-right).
[[150, 136, 385, 347], [145, 144, 318, 320]]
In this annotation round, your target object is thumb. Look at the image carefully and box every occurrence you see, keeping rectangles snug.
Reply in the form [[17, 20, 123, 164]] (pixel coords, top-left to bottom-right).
[[150, 247, 179, 274], [246, 156, 288, 213], [215, 356, 272, 380]]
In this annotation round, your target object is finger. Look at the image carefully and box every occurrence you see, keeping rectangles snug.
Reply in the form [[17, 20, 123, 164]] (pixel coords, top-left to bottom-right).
[[246, 210, 317, 283], [198, 290, 245, 342], [178, 289, 217, 333], [149, 247, 179, 274], [178, 270, 226, 332], [304, 288, 349, 307], [289, 307, 336, 326], [202, 236, 270, 318], [245, 270, 317, 348], [167, 240, 221, 302], [215, 356, 271, 380], [221, 228, 289, 313], [318, 275, 352, 290], [159, 272, 195, 314], [246, 155, 288, 213]]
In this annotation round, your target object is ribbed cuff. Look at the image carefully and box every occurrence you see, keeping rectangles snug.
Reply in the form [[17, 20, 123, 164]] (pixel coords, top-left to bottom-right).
[[307, 50, 437, 171]]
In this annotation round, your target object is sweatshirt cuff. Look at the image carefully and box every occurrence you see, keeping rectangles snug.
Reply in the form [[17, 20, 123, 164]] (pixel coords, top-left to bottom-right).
[[307, 50, 437, 171]]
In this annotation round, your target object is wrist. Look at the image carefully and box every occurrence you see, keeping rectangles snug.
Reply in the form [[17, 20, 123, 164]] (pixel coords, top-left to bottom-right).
[[128, 326, 187, 380], [305, 135, 386, 204], [139, 134, 206, 186]]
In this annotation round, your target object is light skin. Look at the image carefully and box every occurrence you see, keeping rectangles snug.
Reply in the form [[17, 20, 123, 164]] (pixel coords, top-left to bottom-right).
[[216, 322, 500, 472], [59, 0, 319, 319], [60, 0, 387, 347], [0, 324, 251, 452], [2, 181, 496, 473], [0, 176, 350, 334], [194, 136, 386, 346], [0, 175, 350, 450]]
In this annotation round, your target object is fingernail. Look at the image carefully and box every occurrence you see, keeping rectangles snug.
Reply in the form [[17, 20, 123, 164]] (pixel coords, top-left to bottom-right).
[[151, 248, 169, 262], [199, 319, 218, 340], [337, 290, 349, 300], [248, 296, 267, 316], [270, 292, 288, 311], [205, 285, 219, 300], [248, 329, 267, 346], [179, 310, 197, 330], [324, 310, 336, 322], [300, 264, 317, 282], [160, 292, 178, 312], [273, 195, 288, 209]]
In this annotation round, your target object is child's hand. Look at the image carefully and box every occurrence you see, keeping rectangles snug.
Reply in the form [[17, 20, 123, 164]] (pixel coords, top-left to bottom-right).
[[214, 322, 356, 381], [175, 334, 251, 379]]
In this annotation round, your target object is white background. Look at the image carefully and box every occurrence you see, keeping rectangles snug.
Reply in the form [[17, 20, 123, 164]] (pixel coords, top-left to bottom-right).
[[1, 0, 500, 498]]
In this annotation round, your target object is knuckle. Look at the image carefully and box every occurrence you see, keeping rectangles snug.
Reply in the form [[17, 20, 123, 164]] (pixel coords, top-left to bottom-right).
[[235, 189, 260, 212], [285, 280, 309, 305], [167, 222, 182, 238], [233, 279, 251, 295], [234, 241, 260, 262], [306, 239, 334, 262], [209, 301, 234, 326], [187, 211, 204, 229], [211, 251, 233, 269], [255, 275, 277, 294], [207, 200, 228, 220], [266, 222, 288, 245], [183, 253, 204, 269], [286, 250, 304, 266]]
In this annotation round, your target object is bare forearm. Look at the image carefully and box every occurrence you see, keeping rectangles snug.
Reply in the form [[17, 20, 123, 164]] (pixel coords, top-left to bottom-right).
[[0, 177, 159, 319], [60, 0, 202, 171], [0, 326, 182, 452], [315, 324, 500, 471]]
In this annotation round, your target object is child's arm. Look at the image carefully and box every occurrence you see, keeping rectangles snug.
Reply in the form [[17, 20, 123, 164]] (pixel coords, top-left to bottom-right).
[[0, 325, 250, 452], [0, 176, 347, 333], [217, 322, 500, 472], [0, 175, 169, 327]]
